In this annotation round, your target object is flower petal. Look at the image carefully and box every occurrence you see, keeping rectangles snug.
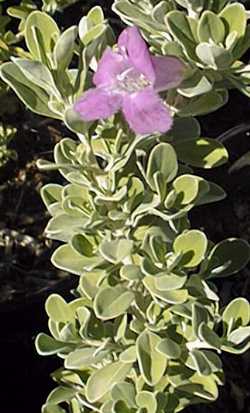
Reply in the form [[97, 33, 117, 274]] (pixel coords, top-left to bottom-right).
[[152, 56, 185, 92], [74, 88, 122, 121], [122, 87, 173, 135], [118, 27, 155, 83], [93, 48, 128, 87]]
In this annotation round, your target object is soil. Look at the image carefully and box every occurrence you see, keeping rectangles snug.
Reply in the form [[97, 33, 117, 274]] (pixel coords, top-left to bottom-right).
[[0, 1, 250, 412]]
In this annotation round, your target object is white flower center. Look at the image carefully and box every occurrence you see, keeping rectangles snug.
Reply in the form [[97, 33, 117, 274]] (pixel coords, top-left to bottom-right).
[[115, 67, 151, 94]]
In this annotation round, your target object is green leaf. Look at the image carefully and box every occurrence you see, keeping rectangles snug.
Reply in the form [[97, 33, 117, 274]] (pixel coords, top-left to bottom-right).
[[25, 11, 59, 62], [94, 286, 134, 320], [173, 230, 207, 268], [45, 294, 74, 323], [86, 361, 132, 403], [71, 234, 94, 257], [189, 349, 212, 376], [99, 239, 133, 264], [111, 382, 136, 408], [78, 6, 106, 46], [143, 276, 188, 304], [65, 348, 109, 369], [228, 326, 250, 345], [146, 143, 178, 191], [155, 272, 187, 291], [178, 90, 228, 117], [203, 238, 250, 278], [222, 298, 250, 332], [166, 11, 197, 60], [172, 174, 200, 205], [52, 244, 103, 275], [54, 26, 77, 72], [219, 3, 246, 38], [35, 333, 70, 355], [174, 137, 228, 168], [156, 337, 182, 359], [136, 391, 157, 413], [136, 330, 167, 385], [47, 386, 76, 404], [198, 323, 221, 349], [0, 62, 60, 119], [196, 43, 233, 69], [198, 11, 225, 43], [119, 346, 137, 363]]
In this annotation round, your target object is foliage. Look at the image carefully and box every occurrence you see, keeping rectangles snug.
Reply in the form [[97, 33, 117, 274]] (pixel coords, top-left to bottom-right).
[[0, 2, 250, 413], [0, 123, 17, 167]]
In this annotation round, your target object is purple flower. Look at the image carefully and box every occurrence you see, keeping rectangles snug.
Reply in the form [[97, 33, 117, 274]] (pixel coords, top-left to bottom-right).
[[74, 26, 185, 135]]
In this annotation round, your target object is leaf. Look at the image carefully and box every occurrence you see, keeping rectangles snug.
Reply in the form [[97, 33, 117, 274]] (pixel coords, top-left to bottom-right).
[[198, 323, 221, 349], [156, 337, 182, 359], [174, 137, 228, 168], [222, 298, 250, 332], [94, 286, 134, 320], [178, 90, 228, 117], [173, 230, 208, 268], [45, 294, 74, 323], [25, 11, 59, 62], [0, 62, 60, 118], [111, 382, 136, 408], [65, 348, 108, 369], [47, 386, 76, 404], [196, 43, 233, 69], [136, 391, 157, 413], [12, 58, 59, 96], [203, 238, 250, 278], [86, 361, 132, 403], [155, 272, 187, 291], [172, 174, 200, 205], [143, 276, 188, 304], [189, 349, 212, 376], [228, 326, 250, 345], [52, 244, 103, 275], [198, 11, 225, 43], [99, 239, 133, 264], [219, 3, 246, 38], [146, 142, 178, 193], [136, 330, 167, 385], [35, 333, 70, 355], [166, 11, 197, 60], [54, 26, 77, 72]]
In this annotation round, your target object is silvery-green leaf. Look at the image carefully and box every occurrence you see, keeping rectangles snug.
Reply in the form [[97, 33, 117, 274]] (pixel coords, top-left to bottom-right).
[[111, 382, 136, 408], [35, 333, 71, 356], [156, 337, 182, 359], [189, 349, 212, 376], [219, 3, 246, 38], [172, 174, 200, 205], [45, 294, 74, 323], [146, 143, 178, 192], [54, 26, 77, 72], [196, 43, 233, 69], [228, 326, 250, 345], [202, 238, 250, 278], [136, 391, 157, 413], [119, 346, 137, 363], [94, 286, 135, 320], [178, 90, 228, 117], [198, 323, 221, 349], [99, 239, 133, 264], [198, 11, 225, 43], [222, 298, 250, 333], [52, 244, 103, 275], [0, 62, 60, 119], [12, 58, 59, 97], [143, 275, 188, 304], [136, 330, 167, 386], [120, 265, 144, 281], [166, 11, 197, 60], [65, 348, 109, 369], [25, 11, 59, 62], [155, 272, 187, 291], [79, 271, 106, 299], [86, 361, 132, 402], [178, 73, 213, 98], [173, 230, 207, 268], [174, 137, 228, 168], [47, 386, 77, 404]]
